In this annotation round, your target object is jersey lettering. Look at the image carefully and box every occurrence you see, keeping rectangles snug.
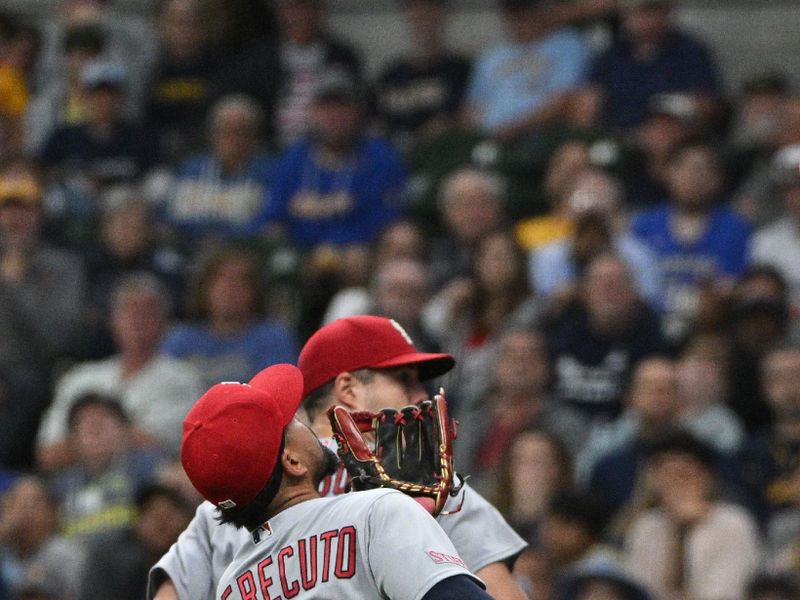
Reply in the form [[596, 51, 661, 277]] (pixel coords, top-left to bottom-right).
[[319, 529, 338, 583], [427, 550, 467, 568], [257, 557, 274, 600], [236, 572, 258, 600], [334, 526, 357, 579], [278, 546, 299, 598], [233, 527, 357, 598], [298, 536, 318, 590], [221, 586, 232, 600]]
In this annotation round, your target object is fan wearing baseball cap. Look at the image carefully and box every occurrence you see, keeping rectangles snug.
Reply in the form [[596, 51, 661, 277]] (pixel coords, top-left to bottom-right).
[[180, 364, 491, 600], [149, 317, 528, 600]]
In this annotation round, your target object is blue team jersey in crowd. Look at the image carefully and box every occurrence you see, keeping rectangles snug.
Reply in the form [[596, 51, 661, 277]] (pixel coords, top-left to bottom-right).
[[632, 204, 750, 332], [263, 136, 407, 248], [161, 320, 298, 388], [163, 153, 275, 241]]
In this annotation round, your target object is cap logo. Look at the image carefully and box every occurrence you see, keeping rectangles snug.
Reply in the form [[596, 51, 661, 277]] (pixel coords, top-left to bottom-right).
[[389, 319, 414, 345], [218, 499, 237, 509]]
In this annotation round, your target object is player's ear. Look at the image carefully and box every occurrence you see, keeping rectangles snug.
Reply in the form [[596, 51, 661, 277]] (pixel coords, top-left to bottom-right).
[[334, 372, 360, 410], [280, 447, 309, 478]]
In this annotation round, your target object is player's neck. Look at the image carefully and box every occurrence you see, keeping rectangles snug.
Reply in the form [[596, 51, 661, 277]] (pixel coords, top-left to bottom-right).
[[266, 486, 323, 519]]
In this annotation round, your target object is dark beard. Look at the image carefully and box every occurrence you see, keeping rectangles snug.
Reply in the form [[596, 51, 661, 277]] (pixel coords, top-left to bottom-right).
[[313, 443, 340, 488]]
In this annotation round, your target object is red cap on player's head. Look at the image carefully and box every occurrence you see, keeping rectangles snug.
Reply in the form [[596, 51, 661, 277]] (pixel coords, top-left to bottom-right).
[[181, 364, 304, 509], [298, 315, 455, 397]]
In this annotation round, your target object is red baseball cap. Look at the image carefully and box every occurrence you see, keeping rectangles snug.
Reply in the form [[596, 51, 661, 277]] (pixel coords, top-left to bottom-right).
[[181, 364, 304, 509], [298, 316, 455, 397]]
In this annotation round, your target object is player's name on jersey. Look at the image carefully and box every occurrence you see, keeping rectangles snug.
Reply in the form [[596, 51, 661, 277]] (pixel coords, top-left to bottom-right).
[[220, 526, 357, 600]]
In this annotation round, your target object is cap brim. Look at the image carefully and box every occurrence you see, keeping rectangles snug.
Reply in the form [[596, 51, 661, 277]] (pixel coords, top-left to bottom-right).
[[370, 352, 455, 382], [248, 364, 305, 428]]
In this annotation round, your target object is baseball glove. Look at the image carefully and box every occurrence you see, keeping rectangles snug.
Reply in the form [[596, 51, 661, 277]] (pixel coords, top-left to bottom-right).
[[327, 389, 465, 517]]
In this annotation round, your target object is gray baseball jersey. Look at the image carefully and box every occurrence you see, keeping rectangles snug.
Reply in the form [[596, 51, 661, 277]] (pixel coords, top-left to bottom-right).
[[148, 440, 526, 600], [216, 489, 475, 600]]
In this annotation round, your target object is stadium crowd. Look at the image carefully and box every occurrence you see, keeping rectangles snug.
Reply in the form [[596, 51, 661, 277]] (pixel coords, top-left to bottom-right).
[[0, 0, 800, 598]]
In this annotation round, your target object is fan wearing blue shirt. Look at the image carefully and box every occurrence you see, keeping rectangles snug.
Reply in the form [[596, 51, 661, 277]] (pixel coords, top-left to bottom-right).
[[632, 140, 751, 340], [263, 70, 407, 250], [463, 0, 590, 141], [161, 248, 298, 388], [163, 96, 274, 244]]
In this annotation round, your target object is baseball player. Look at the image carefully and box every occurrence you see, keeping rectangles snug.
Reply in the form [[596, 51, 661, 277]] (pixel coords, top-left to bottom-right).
[[149, 316, 528, 600], [181, 364, 493, 600]]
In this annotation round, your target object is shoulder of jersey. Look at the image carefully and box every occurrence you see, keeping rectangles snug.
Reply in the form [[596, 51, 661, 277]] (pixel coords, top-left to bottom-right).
[[334, 488, 399, 503]]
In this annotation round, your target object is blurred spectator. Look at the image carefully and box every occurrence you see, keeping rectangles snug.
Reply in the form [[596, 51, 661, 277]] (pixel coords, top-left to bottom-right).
[[514, 490, 612, 599], [321, 219, 428, 319], [632, 139, 750, 341], [84, 187, 184, 327], [727, 266, 790, 433], [24, 24, 105, 154], [318, 217, 422, 309], [740, 347, 800, 530], [749, 146, 800, 303], [372, 218, 427, 266], [37, 273, 203, 468], [516, 139, 596, 251], [163, 94, 272, 244], [622, 92, 697, 207], [428, 167, 505, 290], [427, 230, 541, 415], [732, 94, 800, 227], [539, 491, 617, 584], [40, 61, 160, 204], [323, 258, 440, 352], [0, 14, 36, 158], [370, 259, 435, 348], [676, 340, 744, 454], [34, 0, 157, 116], [0, 158, 87, 391], [161, 247, 298, 388], [575, 0, 720, 131], [556, 558, 652, 600], [78, 484, 192, 600], [219, 0, 361, 146], [0, 476, 85, 600], [493, 428, 574, 533], [624, 430, 760, 600], [267, 70, 406, 249], [320, 220, 431, 333], [529, 167, 663, 306], [463, 0, 589, 141], [50, 394, 165, 540], [746, 573, 800, 600], [144, 0, 222, 160], [548, 253, 664, 423], [578, 357, 680, 505], [727, 74, 791, 201], [271, 0, 361, 145], [459, 328, 584, 481], [373, 0, 471, 152]]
